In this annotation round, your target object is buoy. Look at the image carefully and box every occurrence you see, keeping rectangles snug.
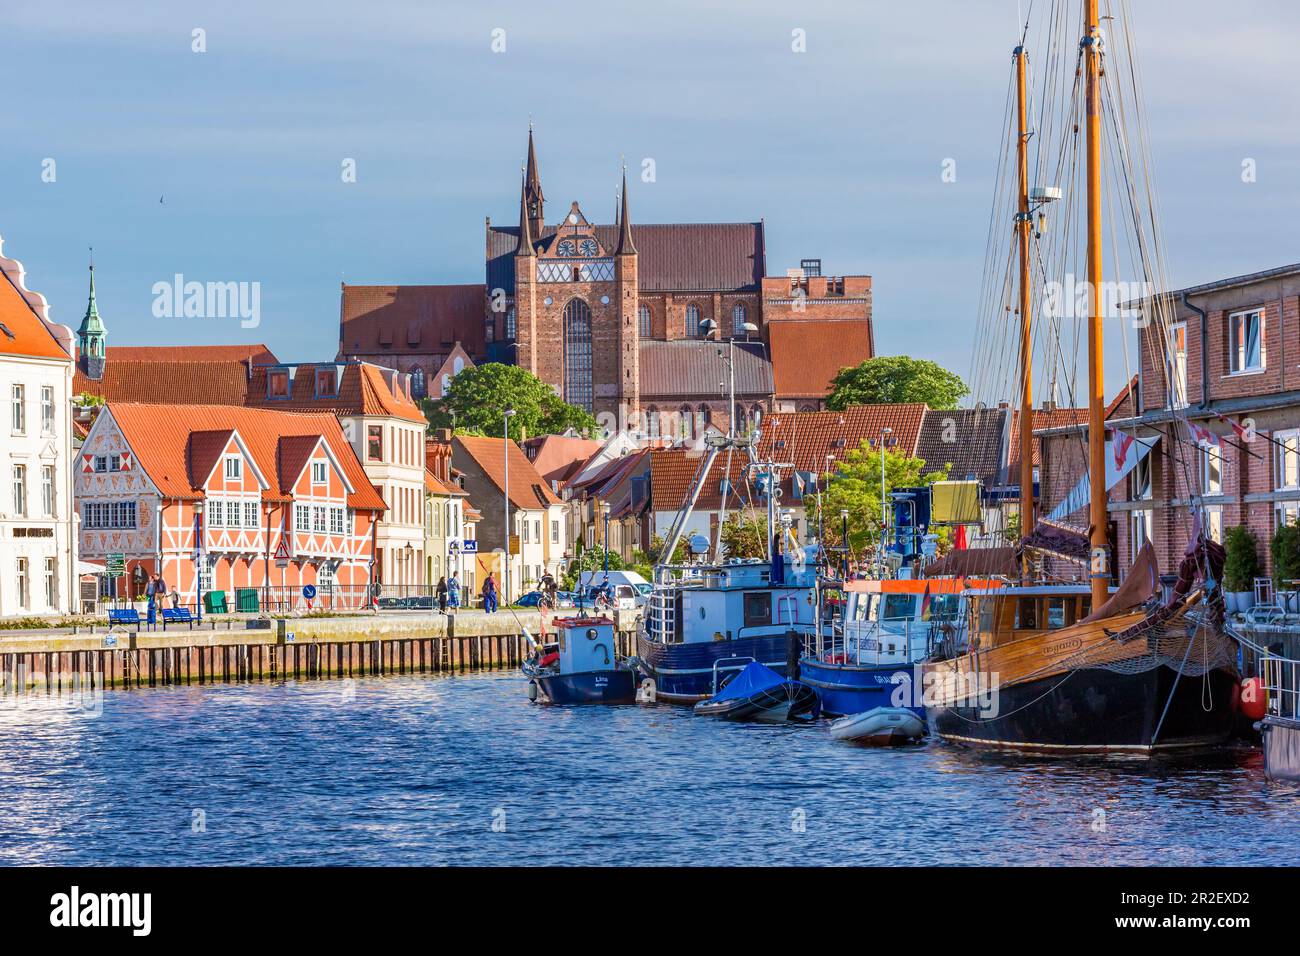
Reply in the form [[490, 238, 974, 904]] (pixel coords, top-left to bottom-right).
[[527, 680, 538, 702], [1239, 676, 1266, 721]]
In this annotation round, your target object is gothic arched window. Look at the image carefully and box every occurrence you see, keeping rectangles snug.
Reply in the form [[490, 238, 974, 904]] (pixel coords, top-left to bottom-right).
[[638, 303, 652, 338], [647, 406, 660, 439], [410, 366, 426, 399], [678, 403, 693, 439], [506, 306, 517, 340], [685, 304, 702, 338], [732, 304, 748, 334], [563, 298, 594, 413]]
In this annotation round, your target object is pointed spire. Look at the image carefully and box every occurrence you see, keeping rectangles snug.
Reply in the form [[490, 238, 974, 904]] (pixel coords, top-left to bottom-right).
[[77, 250, 107, 379], [515, 168, 535, 258], [616, 166, 636, 256], [77, 256, 106, 339], [524, 125, 544, 238]]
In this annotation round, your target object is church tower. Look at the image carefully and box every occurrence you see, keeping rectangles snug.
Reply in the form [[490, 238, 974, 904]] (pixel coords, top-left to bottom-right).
[[615, 168, 640, 419], [513, 167, 538, 376], [524, 125, 544, 240], [76, 261, 107, 381]]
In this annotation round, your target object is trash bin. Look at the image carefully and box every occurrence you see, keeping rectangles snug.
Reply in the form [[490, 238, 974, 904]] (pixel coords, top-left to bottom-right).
[[203, 590, 229, 614], [235, 587, 259, 613]]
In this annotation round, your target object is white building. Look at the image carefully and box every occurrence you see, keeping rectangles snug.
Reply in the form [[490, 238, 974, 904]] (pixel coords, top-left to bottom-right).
[[0, 241, 78, 616]]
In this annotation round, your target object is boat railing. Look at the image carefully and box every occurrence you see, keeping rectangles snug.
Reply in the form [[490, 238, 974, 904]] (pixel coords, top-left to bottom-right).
[[803, 620, 936, 667], [1261, 654, 1300, 721], [711, 656, 755, 695]]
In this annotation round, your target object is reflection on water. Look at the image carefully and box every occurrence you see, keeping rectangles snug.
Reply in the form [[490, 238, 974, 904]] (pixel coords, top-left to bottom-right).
[[0, 671, 1295, 866]]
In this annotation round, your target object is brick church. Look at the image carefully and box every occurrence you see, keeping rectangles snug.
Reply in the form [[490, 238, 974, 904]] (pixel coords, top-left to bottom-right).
[[338, 129, 876, 435]]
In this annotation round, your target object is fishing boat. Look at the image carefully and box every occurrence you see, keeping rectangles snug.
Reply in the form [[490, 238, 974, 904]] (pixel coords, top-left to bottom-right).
[[693, 661, 820, 723], [922, 2, 1238, 754], [802, 577, 994, 718], [829, 706, 925, 745], [523, 615, 637, 705]]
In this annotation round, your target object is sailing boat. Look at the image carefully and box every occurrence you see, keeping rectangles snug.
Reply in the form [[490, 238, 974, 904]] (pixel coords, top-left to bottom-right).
[[922, 1, 1238, 753]]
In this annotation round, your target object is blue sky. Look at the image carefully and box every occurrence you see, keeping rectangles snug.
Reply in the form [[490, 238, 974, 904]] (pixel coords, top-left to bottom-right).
[[2, 0, 1297, 404]]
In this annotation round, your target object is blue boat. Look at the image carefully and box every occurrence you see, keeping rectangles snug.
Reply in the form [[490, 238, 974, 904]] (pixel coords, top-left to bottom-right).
[[693, 661, 820, 722], [800, 578, 972, 719], [524, 615, 637, 705]]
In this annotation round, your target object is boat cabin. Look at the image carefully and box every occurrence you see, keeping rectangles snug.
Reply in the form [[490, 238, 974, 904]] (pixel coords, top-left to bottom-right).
[[552, 616, 619, 673], [963, 585, 1094, 651]]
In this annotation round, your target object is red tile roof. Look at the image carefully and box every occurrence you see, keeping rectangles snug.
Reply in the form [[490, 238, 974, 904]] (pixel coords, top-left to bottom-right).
[[74, 360, 254, 405], [0, 258, 71, 362], [102, 344, 277, 364], [454, 434, 562, 511], [758, 404, 928, 473], [245, 362, 427, 423], [105, 403, 385, 511], [521, 434, 603, 487], [648, 448, 756, 511], [1009, 406, 1089, 470], [767, 318, 875, 400], [339, 284, 486, 360], [424, 468, 465, 497]]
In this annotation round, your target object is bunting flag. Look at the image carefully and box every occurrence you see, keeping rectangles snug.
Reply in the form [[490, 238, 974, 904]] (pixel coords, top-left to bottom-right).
[[1112, 429, 1135, 470], [1188, 421, 1219, 446], [1215, 413, 1249, 440]]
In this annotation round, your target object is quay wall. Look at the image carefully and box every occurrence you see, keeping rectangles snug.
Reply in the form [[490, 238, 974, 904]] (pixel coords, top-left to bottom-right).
[[0, 611, 640, 694]]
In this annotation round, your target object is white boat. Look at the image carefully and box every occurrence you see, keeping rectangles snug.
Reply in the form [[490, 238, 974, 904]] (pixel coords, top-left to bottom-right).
[[828, 706, 925, 745]]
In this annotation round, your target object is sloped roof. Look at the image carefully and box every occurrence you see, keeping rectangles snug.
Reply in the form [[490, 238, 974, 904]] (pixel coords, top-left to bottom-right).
[[104, 344, 277, 364], [245, 362, 426, 423], [1009, 406, 1089, 470], [487, 222, 765, 295], [915, 407, 1010, 483], [640, 339, 773, 399], [520, 434, 603, 487], [105, 403, 385, 510], [340, 284, 485, 359], [767, 318, 874, 400], [275, 434, 324, 495], [648, 448, 760, 511], [74, 360, 253, 405], [454, 434, 562, 511], [758, 404, 928, 473], [0, 261, 71, 362], [186, 429, 236, 488], [424, 468, 465, 496]]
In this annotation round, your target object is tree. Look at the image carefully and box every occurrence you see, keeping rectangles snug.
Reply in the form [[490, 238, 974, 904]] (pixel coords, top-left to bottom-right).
[[719, 512, 769, 559], [425, 363, 599, 441], [826, 355, 969, 411], [821, 441, 949, 560]]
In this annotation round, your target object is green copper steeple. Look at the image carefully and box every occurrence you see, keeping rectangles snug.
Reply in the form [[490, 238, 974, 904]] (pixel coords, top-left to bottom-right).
[[76, 260, 106, 361]]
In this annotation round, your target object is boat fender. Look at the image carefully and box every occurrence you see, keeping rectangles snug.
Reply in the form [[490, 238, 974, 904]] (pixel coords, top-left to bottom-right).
[[527, 680, 538, 702], [1239, 676, 1266, 721], [636, 678, 657, 704]]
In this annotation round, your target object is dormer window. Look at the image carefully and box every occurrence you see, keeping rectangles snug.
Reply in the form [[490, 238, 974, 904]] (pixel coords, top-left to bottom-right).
[[315, 368, 338, 397], [311, 461, 327, 485], [225, 456, 242, 481], [268, 369, 290, 399]]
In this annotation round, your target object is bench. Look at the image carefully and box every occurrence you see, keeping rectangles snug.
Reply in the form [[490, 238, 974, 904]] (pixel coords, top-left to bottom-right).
[[161, 607, 196, 630], [107, 608, 141, 628]]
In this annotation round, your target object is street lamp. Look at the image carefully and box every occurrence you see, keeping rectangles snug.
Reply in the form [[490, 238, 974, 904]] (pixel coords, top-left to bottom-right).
[[878, 426, 893, 579], [502, 408, 516, 606], [193, 499, 205, 623], [699, 316, 758, 438], [839, 509, 850, 579], [600, 500, 612, 577]]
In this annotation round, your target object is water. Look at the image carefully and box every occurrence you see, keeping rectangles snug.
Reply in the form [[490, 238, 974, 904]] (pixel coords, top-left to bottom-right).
[[0, 670, 1296, 866]]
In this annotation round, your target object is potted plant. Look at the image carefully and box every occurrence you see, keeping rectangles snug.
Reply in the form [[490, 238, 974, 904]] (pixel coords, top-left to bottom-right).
[[1222, 526, 1260, 614], [1271, 523, 1300, 613]]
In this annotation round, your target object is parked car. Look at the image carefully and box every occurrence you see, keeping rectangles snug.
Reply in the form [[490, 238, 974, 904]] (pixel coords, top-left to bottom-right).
[[517, 590, 577, 608]]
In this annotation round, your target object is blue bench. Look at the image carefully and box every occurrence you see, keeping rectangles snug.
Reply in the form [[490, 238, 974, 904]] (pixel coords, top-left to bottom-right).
[[107, 608, 141, 628], [161, 607, 196, 630]]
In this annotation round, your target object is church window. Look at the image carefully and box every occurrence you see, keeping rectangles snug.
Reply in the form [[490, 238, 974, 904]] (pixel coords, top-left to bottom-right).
[[563, 299, 594, 413], [647, 407, 660, 439], [638, 304, 652, 337], [679, 404, 693, 439], [410, 366, 426, 399], [732, 304, 748, 333], [506, 307, 516, 339], [686, 304, 702, 338]]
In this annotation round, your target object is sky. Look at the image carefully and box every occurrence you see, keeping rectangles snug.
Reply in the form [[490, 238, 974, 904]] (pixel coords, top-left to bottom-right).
[[2, 0, 1297, 406]]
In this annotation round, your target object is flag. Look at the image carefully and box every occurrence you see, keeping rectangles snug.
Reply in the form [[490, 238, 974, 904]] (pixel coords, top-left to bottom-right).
[[954, 524, 968, 550], [1112, 429, 1135, 469], [920, 584, 932, 622], [1189, 422, 1218, 446], [1215, 413, 1249, 440]]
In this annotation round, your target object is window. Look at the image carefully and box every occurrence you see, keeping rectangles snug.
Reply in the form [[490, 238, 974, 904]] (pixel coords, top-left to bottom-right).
[[1229, 309, 1265, 373], [1168, 322, 1187, 407], [367, 425, 383, 462], [551, 519, 560, 544], [199, 555, 215, 593], [94, 456, 107, 473], [1131, 509, 1151, 557], [16, 558, 29, 610], [330, 507, 345, 535], [82, 501, 137, 529], [245, 501, 259, 528], [562, 298, 594, 413], [732, 303, 748, 333], [12, 464, 26, 517], [743, 591, 772, 628], [41, 465, 54, 517], [410, 366, 425, 399], [1204, 505, 1223, 544], [312, 461, 327, 484], [109, 453, 121, 472], [1130, 453, 1152, 500], [315, 367, 337, 397], [1277, 431, 1300, 490], [534, 519, 541, 543], [225, 457, 242, 481], [678, 404, 693, 440], [44, 556, 56, 608], [295, 504, 310, 532], [506, 306, 517, 340], [268, 369, 290, 399], [485, 319, 494, 344], [1278, 503, 1300, 531], [1200, 442, 1224, 496], [12, 384, 24, 433], [313, 506, 327, 533], [40, 386, 54, 435], [209, 499, 224, 528], [319, 561, 336, 591], [647, 406, 660, 439], [1015, 598, 1039, 630], [685, 304, 702, 338], [522, 519, 530, 544], [638, 303, 652, 337]]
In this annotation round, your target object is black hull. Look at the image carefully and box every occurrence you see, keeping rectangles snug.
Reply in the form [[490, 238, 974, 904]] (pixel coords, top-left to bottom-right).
[[927, 663, 1236, 754], [533, 669, 637, 705]]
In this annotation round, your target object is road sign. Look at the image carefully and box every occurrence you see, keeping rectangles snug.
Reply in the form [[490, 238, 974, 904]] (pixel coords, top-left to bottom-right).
[[448, 539, 460, 553], [106, 553, 126, 577], [273, 535, 291, 561], [302, 584, 317, 600], [461, 540, 478, 554]]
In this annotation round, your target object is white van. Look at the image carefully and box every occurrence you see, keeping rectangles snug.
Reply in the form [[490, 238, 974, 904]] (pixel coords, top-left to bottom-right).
[[578, 570, 652, 611]]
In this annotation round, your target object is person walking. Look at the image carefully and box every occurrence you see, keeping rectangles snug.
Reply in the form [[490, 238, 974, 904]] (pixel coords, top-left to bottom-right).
[[145, 573, 160, 628], [447, 573, 460, 610], [482, 573, 498, 614], [436, 576, 448, 614]]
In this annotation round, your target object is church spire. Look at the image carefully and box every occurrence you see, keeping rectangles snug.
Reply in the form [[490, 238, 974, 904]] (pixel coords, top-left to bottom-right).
[[524, 124, 544, 238], [615, 166, 636, 256], [515, 168, 535, 258], [76, 253, 108, 380]]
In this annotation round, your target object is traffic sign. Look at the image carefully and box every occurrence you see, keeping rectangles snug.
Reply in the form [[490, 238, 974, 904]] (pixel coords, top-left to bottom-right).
[[302, 584, 317, 600], [106, 553, 126, 577], [461, 540, 478, 554], [273, 535, 292, 561]]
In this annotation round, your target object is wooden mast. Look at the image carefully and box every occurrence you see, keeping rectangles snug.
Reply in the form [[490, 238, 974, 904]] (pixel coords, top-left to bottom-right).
[[1084, 0, 1108, 607], [1014, 45, 1035, 557]]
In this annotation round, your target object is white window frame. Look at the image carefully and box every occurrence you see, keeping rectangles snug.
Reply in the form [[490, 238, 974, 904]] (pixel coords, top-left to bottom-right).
[[311, 461, 328, 485], [41, 465, 54, 517], [1276, 429, 1300, 491], [12, 464, 26, 517], [44, 556, 56, 609], [1228, 308, 1265, 374], [225, 456, 242, 481], [1203, 504, 1224, 544], [11, 384, 24, 434], [1200, 442, 1223, 496], [40, 386, 54, 436], [1168, 322, 1188, 408]]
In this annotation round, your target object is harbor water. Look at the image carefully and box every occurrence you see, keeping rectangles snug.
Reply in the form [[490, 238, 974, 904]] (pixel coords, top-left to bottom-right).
[[0, 670, 1297, 866]]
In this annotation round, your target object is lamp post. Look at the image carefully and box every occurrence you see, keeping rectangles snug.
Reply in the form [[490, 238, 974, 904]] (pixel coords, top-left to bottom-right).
[[193, 499, 205, 623], [878, 426, 892, 579], [699, 316, 758, 439], [502, 408, 516, 606], [601, 501, 611, 577], [840, 509, 849, 579]]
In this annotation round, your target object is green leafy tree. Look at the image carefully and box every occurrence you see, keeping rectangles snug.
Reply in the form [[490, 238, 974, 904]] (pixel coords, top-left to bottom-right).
[[1271, 523, 1300, 593], [821, 441, 949, 559], [425, 363, 599, 441], [719, 511, 769, 559], [1222, 526, 1261, 593], [826, 355, 969, 411]]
